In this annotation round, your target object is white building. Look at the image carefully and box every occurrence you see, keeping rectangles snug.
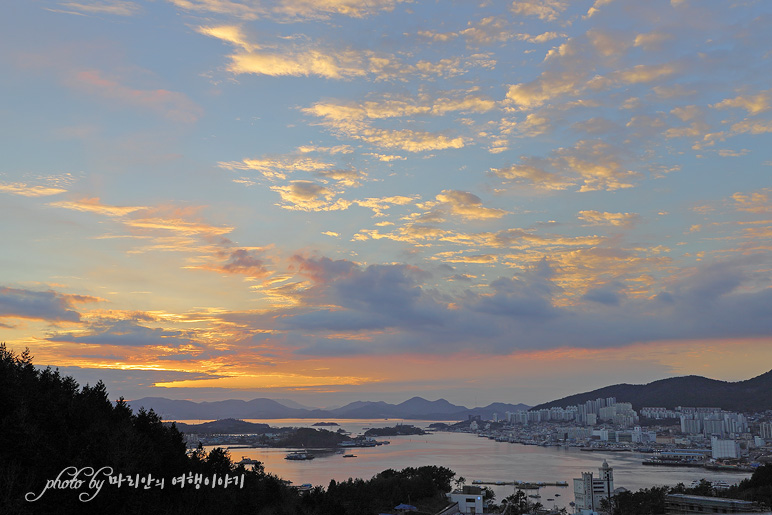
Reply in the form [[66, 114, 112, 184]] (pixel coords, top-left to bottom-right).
[[449, 486, 485, 515], [573, 460, 615, 513]]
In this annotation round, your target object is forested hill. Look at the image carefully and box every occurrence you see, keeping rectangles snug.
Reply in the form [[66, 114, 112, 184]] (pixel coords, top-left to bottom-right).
[[529, 370, 772, 412]]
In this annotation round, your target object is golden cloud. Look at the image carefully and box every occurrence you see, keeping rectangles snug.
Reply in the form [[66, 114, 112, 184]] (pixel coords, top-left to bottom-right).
[[50, 197, 144, 217], [434, 190, 509, 220], [0, 182, 67, 197], [271, 181, 351, 211], [578, 210, 640, 227]]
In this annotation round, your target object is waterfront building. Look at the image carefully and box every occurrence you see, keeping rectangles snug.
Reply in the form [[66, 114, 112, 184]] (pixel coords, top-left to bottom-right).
[[760, 422, 772, 440], [573, 460, 614, 513]]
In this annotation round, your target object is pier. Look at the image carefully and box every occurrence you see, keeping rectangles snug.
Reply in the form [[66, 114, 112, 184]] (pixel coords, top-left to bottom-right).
[[472, 480, 568, 487]]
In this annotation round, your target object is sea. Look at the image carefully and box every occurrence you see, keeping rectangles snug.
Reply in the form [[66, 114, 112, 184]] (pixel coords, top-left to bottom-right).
[[182, 418, 753, 511]]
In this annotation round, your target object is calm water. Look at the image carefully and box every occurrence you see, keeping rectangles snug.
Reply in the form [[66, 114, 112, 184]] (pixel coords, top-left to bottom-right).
[[187, 419, 752, 510]]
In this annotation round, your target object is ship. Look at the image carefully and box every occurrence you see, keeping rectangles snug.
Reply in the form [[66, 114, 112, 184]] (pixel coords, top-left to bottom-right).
[[285, 451, 315, 460], [237, 456, 260, 465]]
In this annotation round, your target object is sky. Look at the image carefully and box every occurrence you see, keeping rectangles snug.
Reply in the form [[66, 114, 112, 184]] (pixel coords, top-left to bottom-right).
[[1, 0, 771, 409]]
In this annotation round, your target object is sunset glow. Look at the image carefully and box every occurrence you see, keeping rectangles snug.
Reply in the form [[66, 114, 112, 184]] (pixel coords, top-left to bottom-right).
[[2, 0, 771, 407]]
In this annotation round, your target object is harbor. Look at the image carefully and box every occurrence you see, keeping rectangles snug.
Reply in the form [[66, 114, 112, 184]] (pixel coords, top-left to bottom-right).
[[205, 419, 751, 512]]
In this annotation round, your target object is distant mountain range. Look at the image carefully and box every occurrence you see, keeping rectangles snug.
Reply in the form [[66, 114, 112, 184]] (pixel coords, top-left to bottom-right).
[[530, 369, 772, 412], [126, 395, 530, 421]]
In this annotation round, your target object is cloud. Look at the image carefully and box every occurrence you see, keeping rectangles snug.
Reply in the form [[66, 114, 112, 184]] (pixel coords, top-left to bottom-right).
[[166, 0, 262, 20], [302, 97, 473, 151], [197, 25, 258, 52], [506, 69, 586, 109], [585, 0, 614, 18], [578, 210, 640, 227], [0, 287, 99, 323], [510, 0, 567, 21], [47, 318, 202, 348], [272, 0, 408, 20], [712, 89, 771, 116], [57, 0, 141, 16], [173, 0, 408, 20], [314, 169, 363, 187], [271, 180, 351, 211], [208, 248, 271, 279], [0, 182, 67, 197], [732, 189, 771, 214], [633, 31, 674, 51], [730, 119, 772, 135], [225, 47, 371, 79], [493, 140, 639, 192], [581, 282, 626, 305], [492, 161, 575, 190], [471, 259, 560, 319], [49, 197, 144, 217], [354, 195, 418, 216], [430, 190, 509, 220], [460, 16, 515, 45], [203, 26, 487, 81], [284, 256, 442, 332], [220, 154, 334, 181]]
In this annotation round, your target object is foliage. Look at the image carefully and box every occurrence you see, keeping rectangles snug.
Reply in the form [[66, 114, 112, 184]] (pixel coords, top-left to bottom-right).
[[326, 465, 455, 514]]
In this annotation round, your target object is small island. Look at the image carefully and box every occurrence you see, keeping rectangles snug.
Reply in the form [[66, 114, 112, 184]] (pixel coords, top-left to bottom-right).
[[312, 421, 340, 426], [363, 425, 426, 437]]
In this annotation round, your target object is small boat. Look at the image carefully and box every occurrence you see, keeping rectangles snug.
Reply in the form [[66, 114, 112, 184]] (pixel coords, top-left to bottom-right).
[[342, 454, 357, 458], [555, 493, 561, 497], [548, 498, 555, 501], [285, 451, 315, 460]]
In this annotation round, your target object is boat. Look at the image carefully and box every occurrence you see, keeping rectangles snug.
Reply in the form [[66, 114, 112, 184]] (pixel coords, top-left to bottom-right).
[[342, 454, 357, 458], [548, 498, 555, 501], [285, 451, 315, 461], [555, 494, 560, 497], [237, 456, 259, 465]]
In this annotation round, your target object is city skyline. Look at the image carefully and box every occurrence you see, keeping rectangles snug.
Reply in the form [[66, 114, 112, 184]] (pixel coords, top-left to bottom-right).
[[1, 0, 771, 408]]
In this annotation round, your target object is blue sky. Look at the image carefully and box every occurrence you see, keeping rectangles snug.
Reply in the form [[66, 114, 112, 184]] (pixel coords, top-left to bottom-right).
[[1, 0, 771, 407]]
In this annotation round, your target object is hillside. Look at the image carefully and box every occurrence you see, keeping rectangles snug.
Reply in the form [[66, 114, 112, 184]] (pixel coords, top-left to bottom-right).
[[530, 370, 772, 412]]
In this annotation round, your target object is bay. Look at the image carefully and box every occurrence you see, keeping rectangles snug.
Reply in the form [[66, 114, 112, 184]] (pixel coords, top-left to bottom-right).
[[186, 418, 752, 511]]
